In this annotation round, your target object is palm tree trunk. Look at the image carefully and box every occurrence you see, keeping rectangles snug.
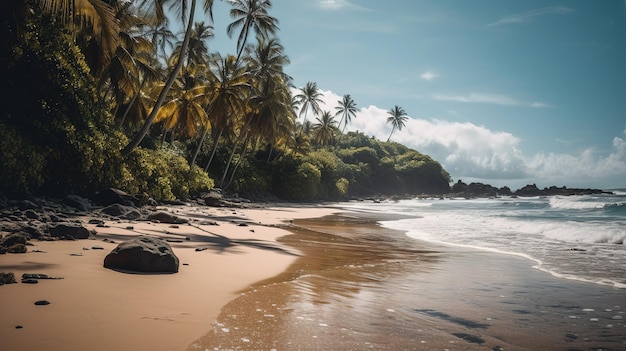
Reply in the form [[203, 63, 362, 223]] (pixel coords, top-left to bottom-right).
[[120, 0, 196, 157], [224, 135, 252, 190], [387, 125, 396, 142], [189, 123, 208, 167], [118, 78, 147, 128], [219, 131, 247, 187], [204, 128, 223, 172]]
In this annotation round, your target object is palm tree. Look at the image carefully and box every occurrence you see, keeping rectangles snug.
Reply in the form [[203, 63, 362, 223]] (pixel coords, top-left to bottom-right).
[[18, 0, 121, 69], [121, 0, 215, 156], [335, 94, 357, 133], [153, 64, 212, 140], [181, 21, 214, 67], [227, 0, 279, 64], [189, 53, 250, 169], [293, 81, 324, 127], [386, 105, 409, 142], [312, 111, 338, 147]]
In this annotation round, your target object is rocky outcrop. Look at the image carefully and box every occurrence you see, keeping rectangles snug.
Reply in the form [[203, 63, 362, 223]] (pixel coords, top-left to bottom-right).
[[449, 181, 611, 199], [103, 236, 179, 273]]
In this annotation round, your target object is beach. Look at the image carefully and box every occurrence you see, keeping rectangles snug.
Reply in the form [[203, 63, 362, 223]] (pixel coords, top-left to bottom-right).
[[1, 202, 625, 351]]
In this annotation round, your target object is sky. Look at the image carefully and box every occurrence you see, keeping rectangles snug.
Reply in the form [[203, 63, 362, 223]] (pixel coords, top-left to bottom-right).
[[191, 0, 626, 190]]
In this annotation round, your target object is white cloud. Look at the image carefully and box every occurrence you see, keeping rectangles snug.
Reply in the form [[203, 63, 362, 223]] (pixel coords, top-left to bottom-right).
[[420, 71, 438, 81], [432, 93, 521, 106], [432, 93, 550, 108], [317, 0, 372, 12], [489, 6, 574, 27], [292, 89, 626, 189]]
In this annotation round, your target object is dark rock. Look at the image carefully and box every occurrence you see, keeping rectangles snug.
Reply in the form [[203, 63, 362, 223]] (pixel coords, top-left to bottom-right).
[[92, 188, 139, 207], [146, 212, 188, 224], [21, 279, 38, 284], [88, 219, 105, 225], [22, 273, 63, 280], [48, 223, 90, 239], [63, 194, 91, 211], [24, 209, 40, 220], [100, 204, 142, 220], [7, 244, 27, 253], [203, 192, 224, 206], [15, 325, 23, 329], [0, 272, 17, 285], [1, 233, 28, 247], [104, 236, 179, 273], [34, 300, 50, 306], [92, 245, 104, 250]]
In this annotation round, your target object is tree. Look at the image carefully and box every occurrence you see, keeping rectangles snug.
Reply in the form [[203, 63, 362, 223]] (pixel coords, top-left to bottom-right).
[[227, 0, 279, 64], [335, 94, 357, 133], [386, 105, 408, 142], [190, 53, 250, 170], [293, 81, 324, 127], [313, 111, 338, 147], [121, 0, 215, 156]]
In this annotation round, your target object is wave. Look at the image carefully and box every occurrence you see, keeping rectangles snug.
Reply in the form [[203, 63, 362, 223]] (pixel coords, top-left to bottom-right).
[[548, 195, 626, 211]]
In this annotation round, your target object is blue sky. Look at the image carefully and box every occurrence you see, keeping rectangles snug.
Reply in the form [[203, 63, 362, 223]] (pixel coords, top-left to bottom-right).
[[194, 0, 626, 190]]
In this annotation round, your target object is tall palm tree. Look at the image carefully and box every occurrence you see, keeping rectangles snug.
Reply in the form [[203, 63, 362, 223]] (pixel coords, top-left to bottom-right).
[[121, 0, 215, 156], [312, 111, 338, 147], [181, 21, 214, 67], [189, 53, 250, 169], [335, 94, 357, 133], [227, 0, 279, 64], [386, 105, 409, 142], [293, 81, 324, 127]]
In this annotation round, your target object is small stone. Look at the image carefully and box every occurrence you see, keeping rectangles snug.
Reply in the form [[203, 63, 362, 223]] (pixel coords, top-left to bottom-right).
[[34, 300, 50, 306], [15, 325, 23, 329], [21, 279, 39, 284]]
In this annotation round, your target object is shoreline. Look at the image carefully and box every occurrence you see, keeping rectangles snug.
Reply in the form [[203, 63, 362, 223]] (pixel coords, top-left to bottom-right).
[[2, 202, 625, 350], [0, 203, 340, 351], [189, 210, 626, 351]]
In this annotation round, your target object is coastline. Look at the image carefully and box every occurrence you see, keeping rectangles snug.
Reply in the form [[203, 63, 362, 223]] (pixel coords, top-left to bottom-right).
[[0, 203, 339, 351], [2, 202, 625, 351], [189, 209, 626, 351]]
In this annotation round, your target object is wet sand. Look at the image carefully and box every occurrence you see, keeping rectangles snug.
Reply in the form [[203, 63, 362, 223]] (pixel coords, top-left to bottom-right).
[[189, 211, 626, 351]]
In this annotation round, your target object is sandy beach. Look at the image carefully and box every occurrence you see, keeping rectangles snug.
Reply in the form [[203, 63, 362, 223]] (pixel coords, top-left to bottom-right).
[[1, 202, 625, 351], [0, 203, 338, 351]]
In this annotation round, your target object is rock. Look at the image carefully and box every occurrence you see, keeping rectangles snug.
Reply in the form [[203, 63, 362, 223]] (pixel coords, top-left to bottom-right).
[[7, 244, 27, 253], [92, 188, 139, 207], [48, 223, 90, 239], [22, 273, 63, 280], [0, 272, 17, 285], [34, 300, 50, 306], [63, 194, 91, 212], [100, 204, 142, 220], [146, 211, 188, 224], [104, 236, 179, 273], [1, 233, 28, 247]]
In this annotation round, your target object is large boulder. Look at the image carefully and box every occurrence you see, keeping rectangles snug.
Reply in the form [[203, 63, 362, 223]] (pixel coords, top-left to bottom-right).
[[92, 188, 139, 207], [48, 223, 90, 239], [103, 236, 179, 273]]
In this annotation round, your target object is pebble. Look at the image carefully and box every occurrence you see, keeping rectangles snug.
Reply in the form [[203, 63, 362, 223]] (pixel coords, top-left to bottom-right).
[[34, 300, 50, 306]]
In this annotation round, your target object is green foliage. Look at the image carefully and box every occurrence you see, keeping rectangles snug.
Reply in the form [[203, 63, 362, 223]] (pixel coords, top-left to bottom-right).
[[124, 148, 214, 201]]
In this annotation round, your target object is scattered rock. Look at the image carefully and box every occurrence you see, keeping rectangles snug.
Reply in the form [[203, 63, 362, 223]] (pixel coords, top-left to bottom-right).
[[22, 273, 63, 280], [21, 279, 38, 284], [92, 188, 139, 207], [34, 300, 50, 306], [146, 211, 188, 224], [104, 236, 179, 273], [0, 272, 17, 285]]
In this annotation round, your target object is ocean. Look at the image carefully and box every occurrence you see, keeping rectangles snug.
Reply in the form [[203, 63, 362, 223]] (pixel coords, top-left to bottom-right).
[[342, 190, 626, 289]]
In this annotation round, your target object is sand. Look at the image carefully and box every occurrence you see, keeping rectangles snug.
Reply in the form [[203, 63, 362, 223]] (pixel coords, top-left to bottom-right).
[[2, 203, 625, 351], [0, 204, 338, 351]]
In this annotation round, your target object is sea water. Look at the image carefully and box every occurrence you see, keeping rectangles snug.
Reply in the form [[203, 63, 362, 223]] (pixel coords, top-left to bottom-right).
[[341, 190, 626, 289]]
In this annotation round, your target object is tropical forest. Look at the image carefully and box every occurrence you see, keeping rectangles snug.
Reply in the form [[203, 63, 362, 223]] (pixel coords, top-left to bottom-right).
[[1, 0, 451, 203]]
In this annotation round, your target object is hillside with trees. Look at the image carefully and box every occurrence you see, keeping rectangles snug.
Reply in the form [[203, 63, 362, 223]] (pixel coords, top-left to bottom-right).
[[1, 0, 451, 203]]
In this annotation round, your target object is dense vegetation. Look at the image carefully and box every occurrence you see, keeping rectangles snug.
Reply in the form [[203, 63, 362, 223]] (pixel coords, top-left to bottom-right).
[[1, 0, 450, 202]]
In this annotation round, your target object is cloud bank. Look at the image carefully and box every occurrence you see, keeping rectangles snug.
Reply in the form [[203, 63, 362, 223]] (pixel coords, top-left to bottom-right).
[[489, 6, 574, 27], [300, 89, 625, 189]]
